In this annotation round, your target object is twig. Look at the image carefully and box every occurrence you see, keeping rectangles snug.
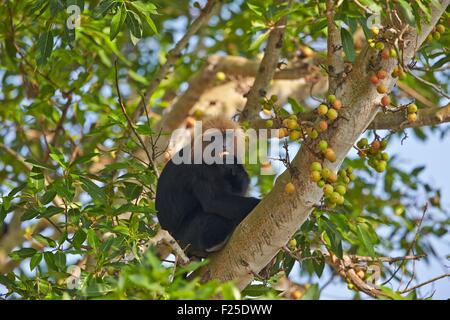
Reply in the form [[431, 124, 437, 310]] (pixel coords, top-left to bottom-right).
[[408, 71, 450, 100], [133, 0, 221, 121], [399, 273, 450, 294], [114, 61, 159, 177], [382, 204, 428, 286]]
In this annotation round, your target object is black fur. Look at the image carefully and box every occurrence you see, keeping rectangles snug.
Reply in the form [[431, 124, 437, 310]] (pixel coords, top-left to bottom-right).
[[155, 152, 260, 258]]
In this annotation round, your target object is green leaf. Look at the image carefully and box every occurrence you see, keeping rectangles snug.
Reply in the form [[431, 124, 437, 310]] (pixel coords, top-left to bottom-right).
[[25, 159, 55, 170], [287, 97, 305, 113], [249, 30, 270, 51], [41, 206, 64, 218], [110, 5, 126, 41], [80, 177, 107, 204], [247, 3, 264, 16], [123, 182, 143, 200], [72, 229, 87, 250], [30, 253, 43, 271], [93, 0, 116, 19], [398, 0, 415, 26], [37, 31, 54, 64], [41, 190, 57, 205], [87, 229, 99, 250], [33, 234, 57, 248], [44, 252, 57, 270], [341, 28, 356, 62], [9, 248, 37, 260], [356, 224, 376, 257], [126, 11, 142, 39]]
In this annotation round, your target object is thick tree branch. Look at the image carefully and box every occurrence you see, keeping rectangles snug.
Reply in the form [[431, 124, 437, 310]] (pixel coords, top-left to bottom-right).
[[369, 103, 450, 130], [198, 0, 450, 291], [326, 0, 344, 93], [240, 0, 292, 123]]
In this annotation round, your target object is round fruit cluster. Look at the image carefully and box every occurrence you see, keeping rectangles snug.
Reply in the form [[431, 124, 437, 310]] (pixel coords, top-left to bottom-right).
[[406, 103, 418, 123], [356, 138, 389, 173], [309, 161, 355, 208], [260, 95, 305, 141], [427, 23, 445, 41], [313, 94, 342, 134]]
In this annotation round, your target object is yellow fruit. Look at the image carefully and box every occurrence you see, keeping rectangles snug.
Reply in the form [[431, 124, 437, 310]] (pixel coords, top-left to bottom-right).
[[285, 182, 296, 194], [324, 148, 336, 162], [310, 161, 322, 172], [407, 103, 418, 114], [288, 239, 297, 250], [215, 71, 226, 81], [278, 128, 289, 138], [286, 119, 299, 130], [289, 130, 302, 140], [317, 104, 329, 116], [377, 84, 388, 94], [265, 119, 273, 128], [310, 171, 321, 183], [408, 113, 417, 123], [326, 108, 338, 121]]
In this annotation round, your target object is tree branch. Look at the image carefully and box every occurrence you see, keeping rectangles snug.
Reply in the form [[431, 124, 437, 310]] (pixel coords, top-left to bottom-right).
[[133, 0, 221, 120], [240, 0, 292, 123], [368, 103, 450, 130], [326, 0, 344, 93], [198, 0, 450, 291]]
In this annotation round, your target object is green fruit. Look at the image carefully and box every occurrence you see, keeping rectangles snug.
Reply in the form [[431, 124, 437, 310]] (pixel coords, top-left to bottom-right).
[[349, 173, 356, 181], [265, 119, 273, 128], [380, 140, 388, 150], [335, 185, 347, 195], [289, 130, 302, 140], [336, 195, 345, 205], [327, 95, 337, 103], [318, 140, 328, 151], [436, 24, 445, 34], [346, 166, 353, 174], [326, 108, 338, 121], [433, 31, 441, 40], [407, 103, 418, 114], [310, 129, 319, 139], [325, 199, 336, 209], [376, 160, 387, 172], [389, 48, 397, 58], [357, 138, 369, 149], [323, 184, 334, 195], [382, 152, 389, 161], [375, 42, 385, 50], [270, 95, 278, 102], [321, 168, 332, 179], [339, 170, 347, 179], [330, 192, 341, 204], [317, 180, 325, 188], [310, 161, 322, 172]]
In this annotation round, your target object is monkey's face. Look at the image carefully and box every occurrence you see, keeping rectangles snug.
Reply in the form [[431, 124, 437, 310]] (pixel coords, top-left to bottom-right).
[[201, 128, 244, 164]]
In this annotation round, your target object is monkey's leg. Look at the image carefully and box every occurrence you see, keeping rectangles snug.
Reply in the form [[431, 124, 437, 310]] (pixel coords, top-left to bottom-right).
[[176, 213, 235, 258]]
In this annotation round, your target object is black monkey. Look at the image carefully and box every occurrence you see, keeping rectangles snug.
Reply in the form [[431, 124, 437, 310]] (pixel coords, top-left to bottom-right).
[[155, 118, 260, 258]]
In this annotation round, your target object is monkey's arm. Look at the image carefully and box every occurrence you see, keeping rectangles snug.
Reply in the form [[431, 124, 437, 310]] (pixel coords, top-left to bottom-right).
[[193, 182, 260, 222]]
